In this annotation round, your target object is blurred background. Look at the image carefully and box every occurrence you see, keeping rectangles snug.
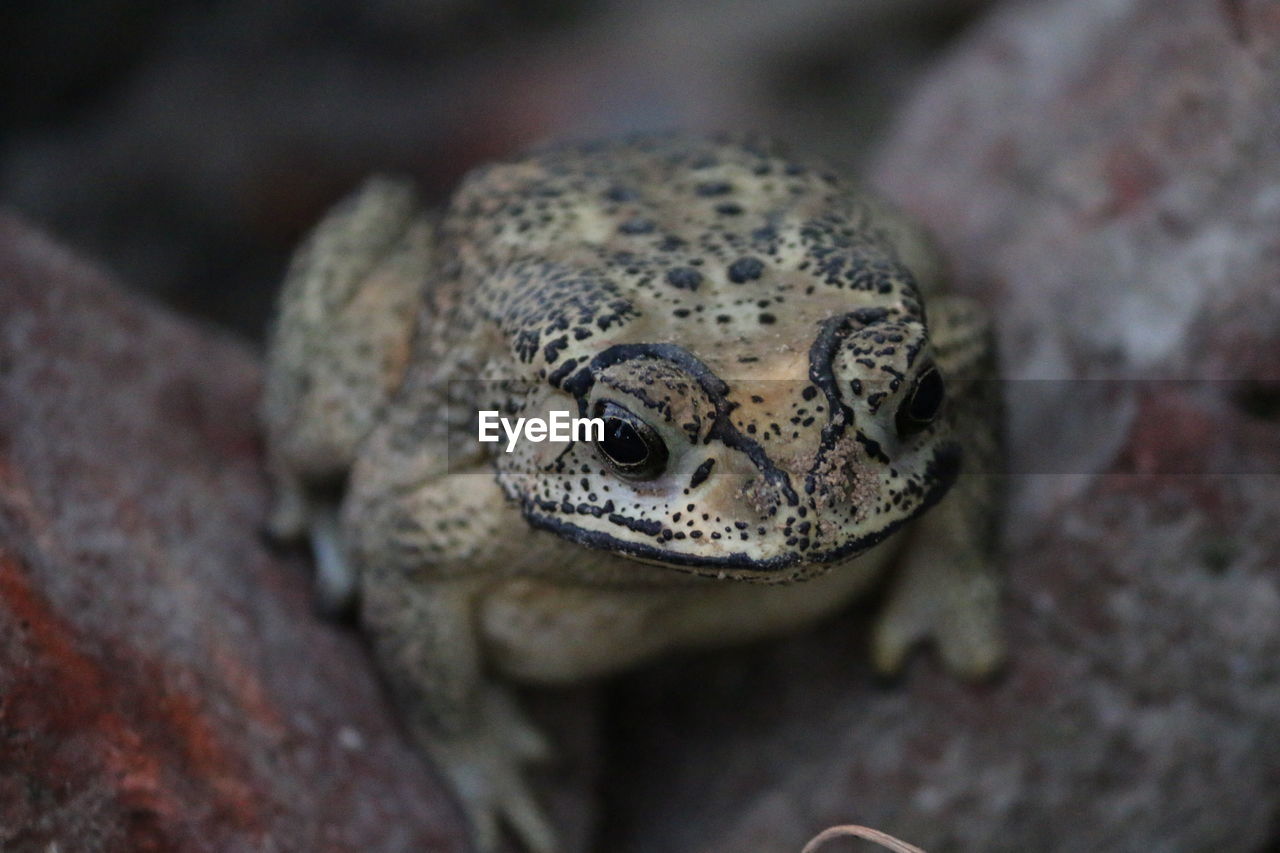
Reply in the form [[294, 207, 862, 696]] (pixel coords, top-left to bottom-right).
[[1, 0, 992, 341]]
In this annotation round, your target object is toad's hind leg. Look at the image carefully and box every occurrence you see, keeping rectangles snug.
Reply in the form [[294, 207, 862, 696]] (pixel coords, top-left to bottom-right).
[[873, 294, 1006, 679], [260, 176, 433, 611]]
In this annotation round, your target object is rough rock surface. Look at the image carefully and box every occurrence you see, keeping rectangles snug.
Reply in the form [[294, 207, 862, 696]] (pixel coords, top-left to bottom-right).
[[4, 1, 1280, 851], [602, 1, 1280, 851], [0, 215, 595, 852]]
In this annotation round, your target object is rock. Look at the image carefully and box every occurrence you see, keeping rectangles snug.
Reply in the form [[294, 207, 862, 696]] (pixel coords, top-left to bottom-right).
[[602, 1, 1280, 851], [0, 213, 596, 852]]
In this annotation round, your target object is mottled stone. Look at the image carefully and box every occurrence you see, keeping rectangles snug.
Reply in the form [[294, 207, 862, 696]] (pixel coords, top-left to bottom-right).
[[0, 213, 595, 853], [602, 1, 1280, 851]]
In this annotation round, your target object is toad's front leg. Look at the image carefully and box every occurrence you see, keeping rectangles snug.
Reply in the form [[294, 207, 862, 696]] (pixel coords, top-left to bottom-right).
[[872, 294, 1006, 679], [362, 570, 558, 853], [344, 405, 563, 853]]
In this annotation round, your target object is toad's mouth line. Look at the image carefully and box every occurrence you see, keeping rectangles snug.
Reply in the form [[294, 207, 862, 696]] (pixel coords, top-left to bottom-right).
[[521, 441, 961, 580]]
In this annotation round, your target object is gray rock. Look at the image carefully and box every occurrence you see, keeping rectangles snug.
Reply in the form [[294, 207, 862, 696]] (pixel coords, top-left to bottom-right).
[[603, 1, 1280, 851]]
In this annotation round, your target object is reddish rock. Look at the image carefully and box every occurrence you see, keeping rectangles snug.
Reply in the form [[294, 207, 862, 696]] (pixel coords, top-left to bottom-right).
[[0, 214, 595, 852]]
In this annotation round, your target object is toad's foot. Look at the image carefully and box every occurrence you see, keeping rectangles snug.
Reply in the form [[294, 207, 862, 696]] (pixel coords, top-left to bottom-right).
[[416, 686, 557, 853], [871, 524, 1005, 680]]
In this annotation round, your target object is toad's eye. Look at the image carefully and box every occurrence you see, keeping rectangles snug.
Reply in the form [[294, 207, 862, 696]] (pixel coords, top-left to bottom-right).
[[896, 364, 945, 436], [593, 401, 668, 480]]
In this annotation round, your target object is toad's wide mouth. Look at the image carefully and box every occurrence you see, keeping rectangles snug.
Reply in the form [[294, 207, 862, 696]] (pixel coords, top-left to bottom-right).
[[521, 442, 961, 581]]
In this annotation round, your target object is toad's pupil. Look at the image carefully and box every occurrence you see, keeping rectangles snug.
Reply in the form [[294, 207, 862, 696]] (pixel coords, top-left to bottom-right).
[[909, 369, 944, 422], [603, 418, 648, 464]]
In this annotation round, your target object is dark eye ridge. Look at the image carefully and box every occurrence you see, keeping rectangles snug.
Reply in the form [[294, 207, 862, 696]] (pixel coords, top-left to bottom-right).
[[593, 401, 669, 479]]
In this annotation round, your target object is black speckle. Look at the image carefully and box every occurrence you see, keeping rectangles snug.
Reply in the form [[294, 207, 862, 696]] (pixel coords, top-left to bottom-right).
[[695, 181, 733, 197], [715, 202, 744, 216], [688, 458, 716, 489], [666, 267, 704, 290], [543, 335, 569, 363], [619, 217, 656, 235], [604, 185, 638, 202], [728, 256, 765, 283], [802, 386, 818, 401], [716, 314, 732, 324], [853, 307, 889, 325], [758, 313, 777, 325], [608, 513, 663, 536]]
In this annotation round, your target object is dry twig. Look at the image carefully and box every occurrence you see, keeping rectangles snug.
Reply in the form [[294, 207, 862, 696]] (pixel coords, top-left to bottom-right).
[[801, 825, 926, 853]]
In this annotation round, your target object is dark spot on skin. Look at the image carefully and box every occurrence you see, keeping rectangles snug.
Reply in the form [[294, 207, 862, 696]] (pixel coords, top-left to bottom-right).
[[695, 181, 734, 197], [716, 315, 732, 324], [802, 386, 818, 401], [608, 514, 663, 536], [543, 335, 569, 363], [853, 307, 889, 325], [619, 218, 656, 234], [548, 357, 579, 387], [715, 202, 744, 216], [758, 313, 777, 325], [728, 256, 765, 283], [605, 186, 639, 202], [689, 458, 716, 489], [666, 267, 704, 290]]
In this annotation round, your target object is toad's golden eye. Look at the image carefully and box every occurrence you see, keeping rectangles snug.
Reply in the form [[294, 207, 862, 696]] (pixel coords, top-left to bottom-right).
[[896, 364, 945, 437], [592, 400, 668, 480]]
